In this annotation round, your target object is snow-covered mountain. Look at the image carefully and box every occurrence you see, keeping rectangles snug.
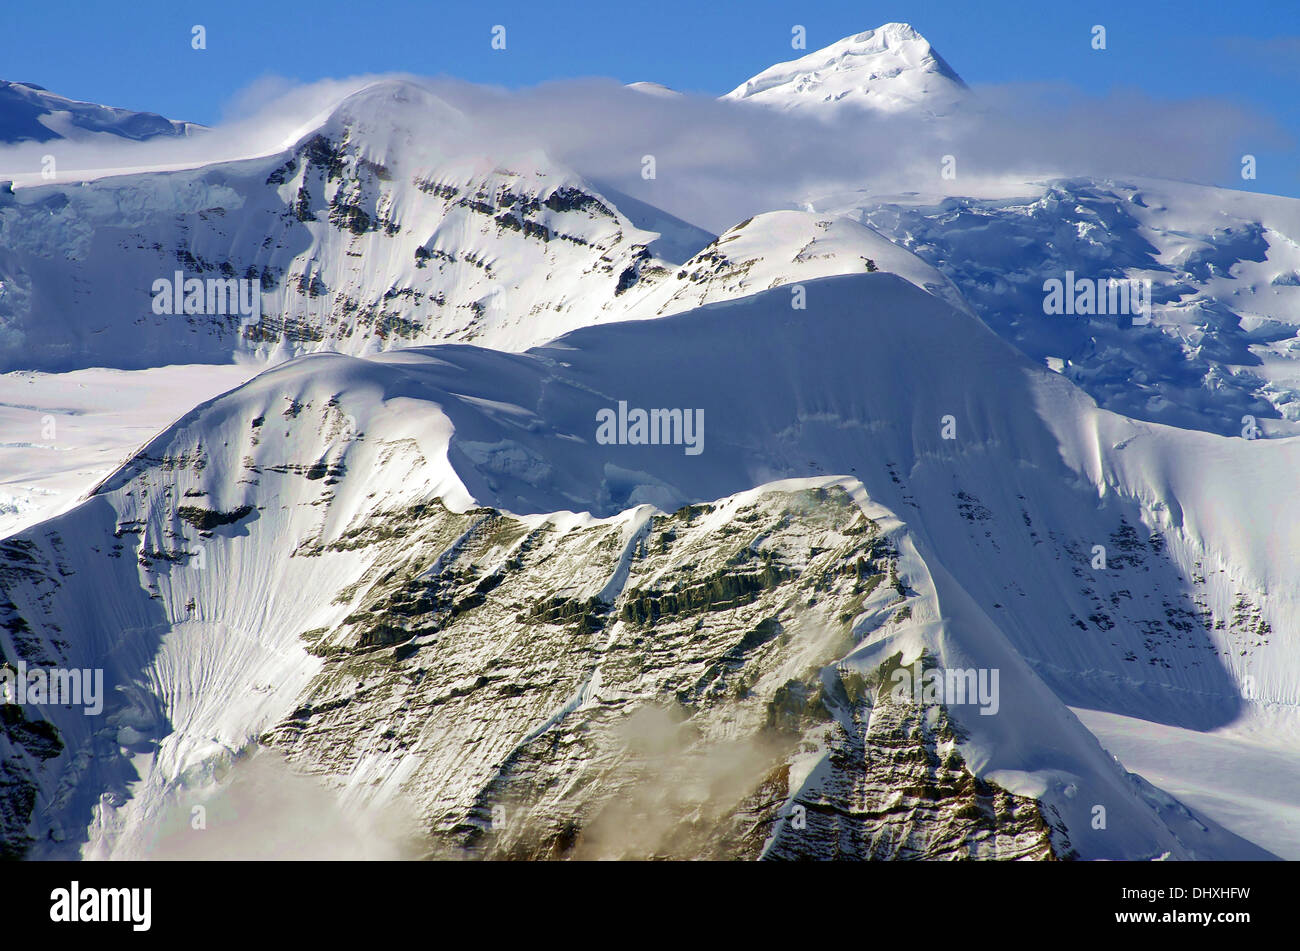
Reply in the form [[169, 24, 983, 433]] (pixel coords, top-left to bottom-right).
[[2, 273, 1284, 860], [0, 80, 200, 144], [722, 27, 1300, 438], [1, 79, 966, 373], [724, 23, 969, 117], [2, 24, 1298, 863]]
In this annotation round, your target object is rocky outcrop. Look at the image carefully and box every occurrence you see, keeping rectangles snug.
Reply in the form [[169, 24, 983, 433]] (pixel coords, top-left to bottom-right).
[[260, 485, 1067, 860]]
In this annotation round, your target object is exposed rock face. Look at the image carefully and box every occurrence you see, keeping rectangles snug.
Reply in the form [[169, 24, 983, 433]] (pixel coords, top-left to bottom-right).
[[253, 484, 1061, 860], [0, 704, 63, 859], [763, 654, 1068, 861], [0, 470, 1064, 860]]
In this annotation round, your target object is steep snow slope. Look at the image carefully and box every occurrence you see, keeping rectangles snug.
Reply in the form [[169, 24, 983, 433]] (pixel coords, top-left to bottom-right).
[[0, 79, 704, 371], [724, 23, 968, 117], [1074, 707, 1300, 860], [1, 273, 1286, 860], [0, 81, 199, 144], [624, 210, 968, 318]]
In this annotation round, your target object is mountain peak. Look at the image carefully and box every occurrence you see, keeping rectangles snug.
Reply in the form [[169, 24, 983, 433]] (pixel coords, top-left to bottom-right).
[[723, 22, 967, 116], [843, 21, 924, 44], [0, 79, 200, 144]]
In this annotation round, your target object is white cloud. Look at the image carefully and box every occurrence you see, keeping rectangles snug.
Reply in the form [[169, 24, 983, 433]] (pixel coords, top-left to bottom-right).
[[0, 71, 1284, 233]]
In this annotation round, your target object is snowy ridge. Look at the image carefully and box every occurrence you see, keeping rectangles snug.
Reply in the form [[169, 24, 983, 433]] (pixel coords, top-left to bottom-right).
[[0, 364, 260, 540], [0, 80, 200, 145], [1, 273, 1288, 859]]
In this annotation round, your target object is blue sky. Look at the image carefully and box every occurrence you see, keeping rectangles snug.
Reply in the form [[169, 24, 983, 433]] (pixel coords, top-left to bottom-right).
[[4, 0, 1298, 194]]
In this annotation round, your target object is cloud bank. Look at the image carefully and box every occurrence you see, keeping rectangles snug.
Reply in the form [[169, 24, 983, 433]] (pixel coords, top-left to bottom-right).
[[0, 72, 1285, 234]]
